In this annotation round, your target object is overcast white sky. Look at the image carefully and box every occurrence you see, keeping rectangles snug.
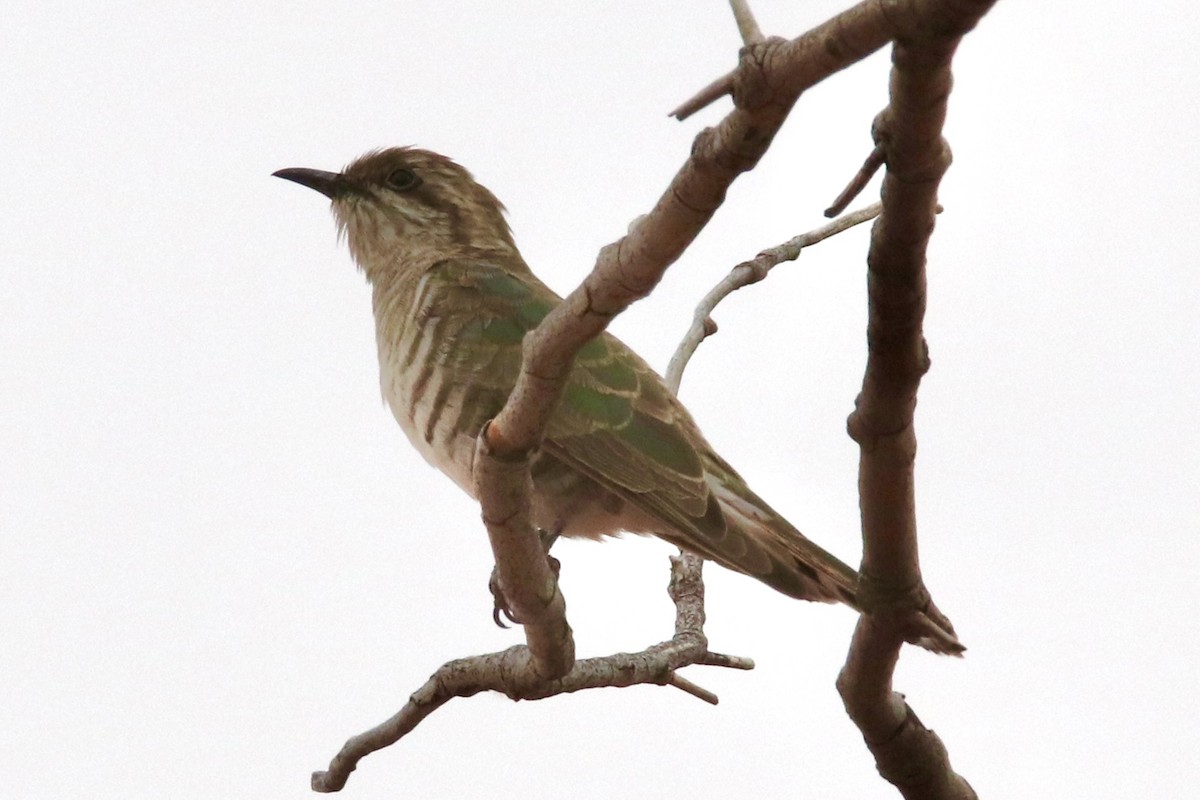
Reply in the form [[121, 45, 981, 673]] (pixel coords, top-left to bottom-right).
[[3, 1, 1197, 798]]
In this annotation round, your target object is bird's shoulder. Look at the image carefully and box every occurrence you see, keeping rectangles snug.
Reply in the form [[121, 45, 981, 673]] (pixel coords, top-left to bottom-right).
[[416, 257, 556, 336]]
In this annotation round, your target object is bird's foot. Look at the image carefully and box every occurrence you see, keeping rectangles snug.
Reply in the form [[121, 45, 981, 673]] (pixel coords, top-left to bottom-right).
[[490, 529, 561, 628]]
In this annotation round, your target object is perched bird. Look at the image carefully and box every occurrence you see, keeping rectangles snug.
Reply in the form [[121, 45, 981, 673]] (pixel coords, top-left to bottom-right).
[[274, 147, 859, 609]]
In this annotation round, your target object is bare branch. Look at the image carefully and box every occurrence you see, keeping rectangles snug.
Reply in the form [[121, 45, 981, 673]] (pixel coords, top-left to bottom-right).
[[674, 0, 994, 121], [670, 73, 735, 121], [503, 0, 1005, 454], [667, 672, 720, 705], [836, 2, 999, 797], [667, 203, 881, 391], [729, 0, 765, 45], [316, 1, 999, 794], [311, 551, 752, 791]]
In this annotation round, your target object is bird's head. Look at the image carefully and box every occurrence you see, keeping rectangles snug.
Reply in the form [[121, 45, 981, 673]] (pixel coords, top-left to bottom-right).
[[274, 147, 517, 279]]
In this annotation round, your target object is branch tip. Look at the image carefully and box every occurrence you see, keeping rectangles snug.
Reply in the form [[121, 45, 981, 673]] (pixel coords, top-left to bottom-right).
[[705, 651, 756, 671], [825, 144, 886, 217], [670, 74, 735, 121], [667, 672, 720, 705]]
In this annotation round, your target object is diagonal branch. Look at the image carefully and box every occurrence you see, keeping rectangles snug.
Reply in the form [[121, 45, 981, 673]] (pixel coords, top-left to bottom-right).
[[673, 0, 996, 121]]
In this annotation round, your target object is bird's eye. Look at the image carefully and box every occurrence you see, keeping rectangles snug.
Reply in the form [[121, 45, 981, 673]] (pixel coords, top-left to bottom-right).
[[385, 168, 421, 192]]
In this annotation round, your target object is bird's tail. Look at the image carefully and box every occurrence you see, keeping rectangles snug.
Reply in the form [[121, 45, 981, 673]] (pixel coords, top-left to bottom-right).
[[704, 457, 964, 655], [709, 476, 861, 608]]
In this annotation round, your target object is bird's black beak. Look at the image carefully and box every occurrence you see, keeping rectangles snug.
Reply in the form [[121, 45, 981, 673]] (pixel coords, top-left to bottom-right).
[[272, 167, 347, 200]]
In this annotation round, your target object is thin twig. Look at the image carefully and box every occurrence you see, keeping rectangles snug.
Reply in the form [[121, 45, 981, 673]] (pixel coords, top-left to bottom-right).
[[703, 651, 756, 670], [670, 72, 736, 121], [730, 0, 765, 45], [666, 203, 881, 391], [825, 144, 885, 217], [668, 672, 720, 705], [668, 0, 763, 120]]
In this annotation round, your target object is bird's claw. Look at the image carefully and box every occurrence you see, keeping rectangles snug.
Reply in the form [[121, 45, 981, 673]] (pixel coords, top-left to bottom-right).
[[489, 570, 517, 629], [488, 529, 561, 629]]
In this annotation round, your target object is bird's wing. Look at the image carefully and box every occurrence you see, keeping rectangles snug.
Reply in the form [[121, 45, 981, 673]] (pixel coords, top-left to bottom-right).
[[428, 258, 855, 601], [424, 258, 727, 538]]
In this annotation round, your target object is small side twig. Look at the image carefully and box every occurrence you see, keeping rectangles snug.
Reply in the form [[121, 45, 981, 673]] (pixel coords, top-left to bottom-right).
[[666, 203, 881, 391], [670, 73, 736, 121], [669, 1, 764, 120], [667, 672, 720, 705], [730, 0, 765, 45], [825, 144, 885, 217]]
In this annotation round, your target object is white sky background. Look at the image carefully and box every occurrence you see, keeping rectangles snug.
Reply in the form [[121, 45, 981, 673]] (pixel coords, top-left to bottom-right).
[[2, 1, 1197, 797]]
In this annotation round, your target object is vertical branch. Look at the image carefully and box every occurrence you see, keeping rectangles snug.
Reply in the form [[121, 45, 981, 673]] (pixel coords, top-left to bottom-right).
[[473, 431, 575, 680], [837, 16, 981, 800]]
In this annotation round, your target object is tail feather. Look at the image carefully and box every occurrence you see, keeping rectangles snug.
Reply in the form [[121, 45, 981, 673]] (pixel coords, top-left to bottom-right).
[[710, 479, 860, 608], [709, 477, 965, 655]]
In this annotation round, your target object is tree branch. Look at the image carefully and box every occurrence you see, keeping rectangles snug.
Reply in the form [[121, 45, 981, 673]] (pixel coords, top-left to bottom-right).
[[729, 0, 765, 46], [826, 144, 886, 217], [836, 3, 997, 797], [311, 553, 752, 793], [673, 0, 994, 121]]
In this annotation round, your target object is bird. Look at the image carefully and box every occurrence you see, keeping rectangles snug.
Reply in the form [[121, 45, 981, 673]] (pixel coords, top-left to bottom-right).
[[273, 147, 860, 612]]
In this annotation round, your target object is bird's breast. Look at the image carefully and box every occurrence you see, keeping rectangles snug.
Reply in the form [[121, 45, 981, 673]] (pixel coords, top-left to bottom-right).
[[376, 316, 484, 498]]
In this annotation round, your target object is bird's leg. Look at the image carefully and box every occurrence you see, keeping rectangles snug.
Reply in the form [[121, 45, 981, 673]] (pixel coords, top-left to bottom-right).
[[490, 528, 561, 628]]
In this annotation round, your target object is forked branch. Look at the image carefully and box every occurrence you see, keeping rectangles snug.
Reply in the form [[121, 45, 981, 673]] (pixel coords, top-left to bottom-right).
[[311, 552, 752, 793]]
